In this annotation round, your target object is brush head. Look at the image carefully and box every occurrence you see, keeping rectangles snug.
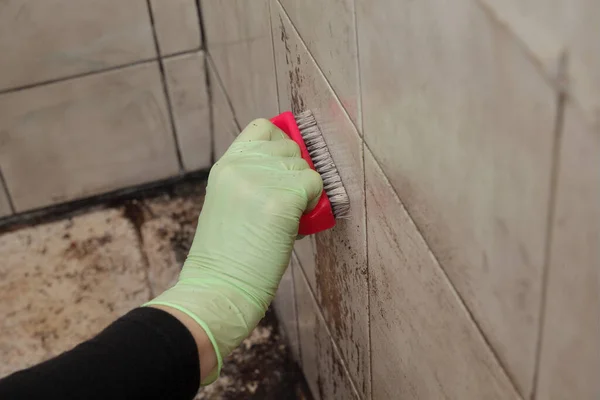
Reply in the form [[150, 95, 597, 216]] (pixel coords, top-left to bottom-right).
[[295, 110, 350, 219]]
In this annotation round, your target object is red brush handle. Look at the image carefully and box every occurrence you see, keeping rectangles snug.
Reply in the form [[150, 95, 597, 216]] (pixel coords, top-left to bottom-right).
[[271, 111, 336, 235]]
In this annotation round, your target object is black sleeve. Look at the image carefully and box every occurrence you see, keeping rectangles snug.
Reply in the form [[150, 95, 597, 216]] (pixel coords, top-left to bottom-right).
[[0, 307, 200, 400]]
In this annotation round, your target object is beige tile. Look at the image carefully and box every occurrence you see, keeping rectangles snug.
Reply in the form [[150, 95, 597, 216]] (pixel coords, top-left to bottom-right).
[[207, 56, 239, 160], [273, 255, 300, 362], [0, 178, 11, 217], [536, 104, 600, 400], [479, 0, 600, 126], [293, 261, 360, 400], [164, 52, 211, 171], [277, 0, 360, 127], [150, 0, 201, 56], [365, 148, 518, 400], [201, 0, 278, 125], [357, 0, 557, 394], [271, 3, 369, 396], [0, 209, 151, 377], [293, 235, 316, 290], [0, 62, 180, 212], [0, 0, 155, 91]]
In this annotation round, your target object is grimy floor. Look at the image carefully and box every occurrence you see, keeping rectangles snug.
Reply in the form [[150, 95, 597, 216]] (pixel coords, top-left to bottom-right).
[[0, 180, 307, 400]]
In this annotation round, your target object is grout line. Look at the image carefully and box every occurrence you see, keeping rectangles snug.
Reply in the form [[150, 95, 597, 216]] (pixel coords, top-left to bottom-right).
[[363, 141, 524, 399], [146, 0, 185, 173], [530, 51, 569, 400], [194, 0, 215, 164], [161, 47, 204, 60], [294, 253, 363, 399], [0, 168, 16, 214], [290, 252, 304, 366], [268, 0, 282, 115], [206, 53, 241, 131]]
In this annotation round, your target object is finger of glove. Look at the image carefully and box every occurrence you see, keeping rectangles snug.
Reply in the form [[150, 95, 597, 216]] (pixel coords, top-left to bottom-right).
[[291, 168, 323, 212], [236, 118, 287, 142]]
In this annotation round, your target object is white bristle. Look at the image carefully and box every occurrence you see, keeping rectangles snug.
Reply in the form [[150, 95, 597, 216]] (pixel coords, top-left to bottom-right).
[[295, 110, 350, 219]]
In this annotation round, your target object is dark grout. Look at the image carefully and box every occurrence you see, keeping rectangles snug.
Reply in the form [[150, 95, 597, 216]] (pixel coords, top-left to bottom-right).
[[0, 168, 16, 214], [145, 0, 184, 173]]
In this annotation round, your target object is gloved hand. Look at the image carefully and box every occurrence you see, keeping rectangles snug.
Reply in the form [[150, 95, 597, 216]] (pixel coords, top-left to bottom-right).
[[145, 119, 323, 383]]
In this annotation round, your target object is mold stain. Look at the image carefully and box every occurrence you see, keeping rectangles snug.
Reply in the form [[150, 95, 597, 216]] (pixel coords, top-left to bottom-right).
[[278, 15, 305, 114]]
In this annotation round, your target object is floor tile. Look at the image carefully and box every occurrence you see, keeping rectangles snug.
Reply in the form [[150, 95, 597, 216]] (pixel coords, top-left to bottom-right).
[[201, 0, 279, 125], [357, 0, 557, 393], [0, 62, 180, 212], [277, 0, 360, 127], [365, 148, 518, 400], [271, 3, 369, 396], [536, 104, 600, 400], [0, 209, 151, 377], [150, 0, 201, 56], [164, 51, 211, 171], [293, 261, 360, 400], [0, 0, 155, 91]]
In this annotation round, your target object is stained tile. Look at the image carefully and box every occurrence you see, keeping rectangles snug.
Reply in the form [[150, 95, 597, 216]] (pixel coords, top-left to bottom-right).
[[164, 52, 211, 171], [365, 148, 518, 399], [207, 56, 239, 160], [0, 62, 179, 212], [0, 209, 151, 377], [0, 179, 11, 217], [536, 104, 600, 400], [150, 0, 201, 56], [201, 0, 278, 125], [273, 255, 300, 362], [271, 3, 369, 396], [293, 261, 360, 400], [480, 0, 600, 125], [277, 0, 359, 127], [0, 0, 155, 91], [357, 0, 556, 394]]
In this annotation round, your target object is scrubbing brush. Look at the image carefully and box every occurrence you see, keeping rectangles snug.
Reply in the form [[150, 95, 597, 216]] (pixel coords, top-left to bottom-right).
[[270, 110, 350, 235]]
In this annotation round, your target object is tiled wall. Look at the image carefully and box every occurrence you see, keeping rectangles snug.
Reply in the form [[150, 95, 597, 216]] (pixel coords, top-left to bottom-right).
[[204, 1, 599, 399], [0, 0, 210, 216]]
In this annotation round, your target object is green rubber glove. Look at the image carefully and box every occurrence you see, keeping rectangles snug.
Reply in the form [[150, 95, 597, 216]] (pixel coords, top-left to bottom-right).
[[145, 118, 323, 384]]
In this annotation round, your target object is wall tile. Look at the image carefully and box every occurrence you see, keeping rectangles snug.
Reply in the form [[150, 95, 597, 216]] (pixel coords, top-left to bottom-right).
[[0, 0, 155, 91], [271, 3, 369, 396], [207, 56, 239, 160], [149, 0, 201, 56], [201, 0, 278, 126], [164, 51, 211, 171], [365, 148, 518, 399], [536, 104, 600, 400], [273, 254, 301, 362], [357, 0, 556, 394], [277, 0, 360, 127], [480, 0, 600, 126], [294, 236, 317, 290], [293, 261, 360, 400], [0, 62, 179, 212], [0, 179, 11, 217]]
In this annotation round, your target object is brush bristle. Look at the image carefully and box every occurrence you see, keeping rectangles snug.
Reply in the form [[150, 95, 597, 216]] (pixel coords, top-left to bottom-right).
[[295, 110, 350, 219]]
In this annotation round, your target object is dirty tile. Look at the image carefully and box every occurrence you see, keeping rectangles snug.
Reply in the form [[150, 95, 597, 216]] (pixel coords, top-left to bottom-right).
[[365, 148, 518, 399], [272, 3, 369, 396], [150, 0, 201, 56], [536, 104, 600, 400], [0, 209, 151, 377], [164, 52, 211, 171], [0, 178, 11, 217], [293, 261, 360, 400], [0, 62, 180, 212], [293, 235, 316, 290], [480, 0, 600, 126], [277, 0, 360, 127], [273, 255, 300, 362], [201, 0, 278, 125], [0, 0, 155, 91], [357, 0, 556, 394], [207, 55, 239, 160]]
